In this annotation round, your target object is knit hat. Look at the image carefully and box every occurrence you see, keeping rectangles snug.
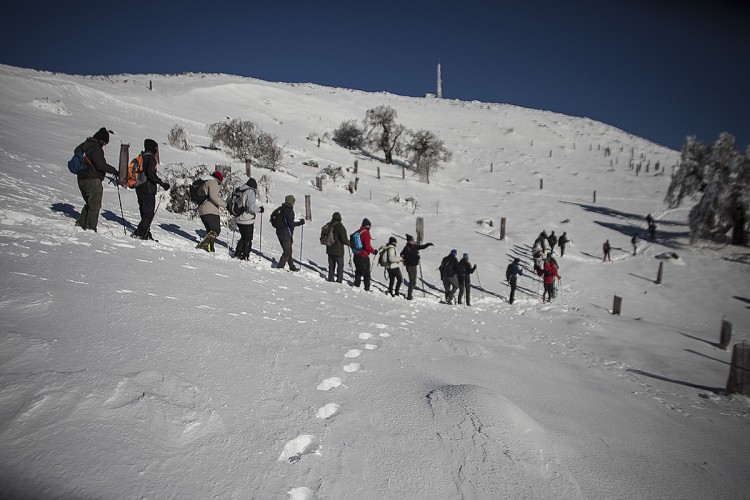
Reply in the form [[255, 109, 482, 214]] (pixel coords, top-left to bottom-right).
[[144, 139, 158, 154], [362, 218, 371, 227], [451, 249, 457, 255], [246, 177, 258, 189], [332, 211, 342, 221], [285, 194, 296, 205], [93, 127, 110, 144], [514, 257, 520, 263], [211, 171, 223, 183], [389, 236, 397, 244], [463, 253, 469, 260], [406, 234, 415, 242]]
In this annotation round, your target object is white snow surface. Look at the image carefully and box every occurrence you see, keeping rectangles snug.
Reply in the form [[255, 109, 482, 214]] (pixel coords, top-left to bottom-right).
[[0, 64, 748, 499]]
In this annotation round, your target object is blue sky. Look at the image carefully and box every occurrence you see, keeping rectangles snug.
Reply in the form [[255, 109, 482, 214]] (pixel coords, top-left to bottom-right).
[[3, 0, 748, 151]]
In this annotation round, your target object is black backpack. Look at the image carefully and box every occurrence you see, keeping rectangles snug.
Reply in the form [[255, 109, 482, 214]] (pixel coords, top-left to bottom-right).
[[270, 206, 285, 229], [189, 179, 208, 205], [226, 187, 246, 217], [506, 263, 513, 281]]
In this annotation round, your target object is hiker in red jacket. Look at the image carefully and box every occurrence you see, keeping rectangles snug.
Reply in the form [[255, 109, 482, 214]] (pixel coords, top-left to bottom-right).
[[542, 256, 560, 303], [353, 218, 376, 291]]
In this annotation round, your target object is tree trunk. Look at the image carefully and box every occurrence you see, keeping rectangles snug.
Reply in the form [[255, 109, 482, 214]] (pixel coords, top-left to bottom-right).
[[732, 203, 747, 245], [385, 150, 393, 164]]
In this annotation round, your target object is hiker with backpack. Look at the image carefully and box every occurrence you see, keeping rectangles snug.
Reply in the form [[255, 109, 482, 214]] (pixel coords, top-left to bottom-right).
[[322, 211, 348, 282], [399, 234, 433, 301], [602, 239, 612, 261], [196, 171, 227, 252], [272, 195, 305, 271], [456, 253, 477, 306], [231, 177, 264, 260], [631, 233, 639, 256], [131, 139, 170, 240], [547, 231, 558, 251], [558, 231, 570, 257], [542, 255, 561, 303], [379, 236, 403, 297], [506, 257, 524, 305], [73, 127, 119, 232], [439, 249, 460, 305], [351, 218, 376, 291]]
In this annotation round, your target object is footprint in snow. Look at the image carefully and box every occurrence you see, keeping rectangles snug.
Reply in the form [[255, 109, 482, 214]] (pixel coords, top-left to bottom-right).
[[358, 332, 373, 340], [316, 377, 342, 391], [379, 332, 392, 338], [278, 435, 321, 462], [343, 363, 360, 373], [364, 344, 378, 350], [344, 349, 362, 358], [288, 486, 316, 500], [316, 403, 341, 420]]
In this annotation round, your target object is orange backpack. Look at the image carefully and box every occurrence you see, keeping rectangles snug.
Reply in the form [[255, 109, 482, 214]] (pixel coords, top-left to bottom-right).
[[125, 153, 153, 188]]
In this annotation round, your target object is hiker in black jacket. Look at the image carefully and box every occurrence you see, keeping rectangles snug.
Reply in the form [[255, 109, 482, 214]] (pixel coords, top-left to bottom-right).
[[75, 127, 119, 232], [132, 139, 170, 240], [506, 257, 524, 304], [456, 253, 477, 306], [324, 211, 348, 282], [439, 249, 459, 304], [399, 234, 433, 300], [275, 195, 305, 271]]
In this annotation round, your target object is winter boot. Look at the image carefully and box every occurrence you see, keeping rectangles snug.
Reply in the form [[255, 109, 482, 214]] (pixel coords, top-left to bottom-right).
[[197, 231, 217, 252]]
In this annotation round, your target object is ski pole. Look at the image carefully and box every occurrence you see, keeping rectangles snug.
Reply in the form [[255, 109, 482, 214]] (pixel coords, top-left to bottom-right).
[[258, 213, 263, 260], [418, 263, 426, 297], [475, 269, 486, 299], [299, 223, 304, 266], [114, 177, 126, 235], [230, 226, 236, 257]]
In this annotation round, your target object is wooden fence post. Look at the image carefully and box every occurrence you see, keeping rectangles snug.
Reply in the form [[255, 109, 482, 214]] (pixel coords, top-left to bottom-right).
[[118, 143, 130, 186], [353, 160, 358, 174], [348, 181, 355, 194], [656, 262, 664, 284], [245, 159, 252, 177], [593, 190, 597, 203], [490, 162, 494, 173], [416, 217, 424, 244], [726, 343, 750, 396], [719, 320, 732, 350], [402, 166, 405, 179], [355, 177, 360, 191], [304, 194, 311, 221], [540, 179, 543, 190], [612, 295, 623, 315], [377, 167, 381, 179], [500, 217, 506, 240]]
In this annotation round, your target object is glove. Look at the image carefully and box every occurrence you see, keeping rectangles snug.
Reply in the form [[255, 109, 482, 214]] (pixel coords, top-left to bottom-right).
[[259, 206, 265, 213], [161, 182, 171, 191], [428, 242, 434, 247], [298, 218, 306, 225]]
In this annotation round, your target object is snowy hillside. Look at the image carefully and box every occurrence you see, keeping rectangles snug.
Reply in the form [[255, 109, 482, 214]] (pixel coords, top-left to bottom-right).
[[0, 64, 748, 499]]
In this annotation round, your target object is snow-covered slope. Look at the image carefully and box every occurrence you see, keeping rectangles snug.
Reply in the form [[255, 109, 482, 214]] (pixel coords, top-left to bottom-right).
[[0, 64, 748, 499]]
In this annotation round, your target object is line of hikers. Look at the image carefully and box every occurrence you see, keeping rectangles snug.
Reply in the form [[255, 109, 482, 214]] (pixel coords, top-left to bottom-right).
[[70, 128, 559, 305]]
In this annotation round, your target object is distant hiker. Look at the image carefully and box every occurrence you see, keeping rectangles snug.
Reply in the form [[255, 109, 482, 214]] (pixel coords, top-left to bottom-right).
[[649, 221, 657, 240], [196, 171, 227, 252], [131, 139, 170, 240], [542, 256, 561, 303], [233, 177, 264, 260], [547, 251, 559, 269], [380, 236, 403, 297], [400, 234, 434, 300], [631, 233, 639, 256], [532, 244, 545, 277], [558, 231, 570, 257], [456, 253, 477, 306], [439, 249, 460, 304], [74, 127, 119, 232], [324, 211, 348, 282], [274, 195, 305, 271], [506, 257, 524, 305], [352, 218, 376, 290], [646, 213, 654, 228], [547, 231, 558, 251], [602, 239, 611, 261]]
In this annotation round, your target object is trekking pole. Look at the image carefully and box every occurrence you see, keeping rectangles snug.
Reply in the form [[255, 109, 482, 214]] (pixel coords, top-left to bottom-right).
[[114, 177, 126, 235], [418, 263, 426, 297], [475, 269, 486, 299], [258, 213, 263, 260], [230, 226, 236, 257], [299, 224, 304, 267]]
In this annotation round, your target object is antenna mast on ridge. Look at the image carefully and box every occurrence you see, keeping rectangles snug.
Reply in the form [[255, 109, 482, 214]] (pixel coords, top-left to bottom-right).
[[437, 63, 442, 98]]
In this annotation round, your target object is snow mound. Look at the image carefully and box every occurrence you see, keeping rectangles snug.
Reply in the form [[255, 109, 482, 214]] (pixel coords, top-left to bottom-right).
[[427, 384, 581, 498]]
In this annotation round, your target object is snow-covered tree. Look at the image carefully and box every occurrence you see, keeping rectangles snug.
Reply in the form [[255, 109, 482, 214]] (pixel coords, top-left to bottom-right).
[[405, 129, 453, 182], [207, 118, 284, 170], [363, 105, 405, 164], [666, 133, 749, 244], [332, 120, 363, 150]]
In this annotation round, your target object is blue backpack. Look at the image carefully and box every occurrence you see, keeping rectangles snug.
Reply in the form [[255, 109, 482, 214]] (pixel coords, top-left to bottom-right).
[[349, 230, 363, 252], [67, 148, 92, 176]]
